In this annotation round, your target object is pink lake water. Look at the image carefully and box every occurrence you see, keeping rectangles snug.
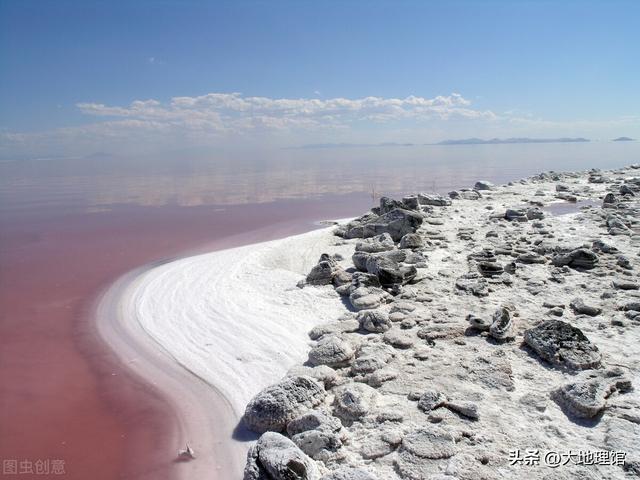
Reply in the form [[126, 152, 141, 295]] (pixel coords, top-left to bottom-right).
[[1, 142, 638, 479]]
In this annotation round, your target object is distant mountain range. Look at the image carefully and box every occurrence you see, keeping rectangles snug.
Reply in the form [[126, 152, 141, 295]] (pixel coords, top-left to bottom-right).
[[612, 137, 636, 142], [293, 136, 607, 150], [435, 137, 590, 145]]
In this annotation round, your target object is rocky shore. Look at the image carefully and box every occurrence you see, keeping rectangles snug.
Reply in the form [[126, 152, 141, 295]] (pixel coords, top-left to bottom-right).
[[241, 165, 640, 480]]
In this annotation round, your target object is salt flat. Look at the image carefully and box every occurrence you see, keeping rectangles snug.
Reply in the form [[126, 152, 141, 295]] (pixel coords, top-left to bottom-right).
[[129, 226, 355, 414]]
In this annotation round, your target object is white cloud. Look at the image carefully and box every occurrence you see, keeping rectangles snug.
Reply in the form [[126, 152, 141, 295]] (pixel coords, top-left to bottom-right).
[[3, 91, 637, 157], [75, 92, 495, 135]]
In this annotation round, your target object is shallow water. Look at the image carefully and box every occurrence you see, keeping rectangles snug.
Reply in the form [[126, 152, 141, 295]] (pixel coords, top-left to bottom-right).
[[0, 141, 638, 479]]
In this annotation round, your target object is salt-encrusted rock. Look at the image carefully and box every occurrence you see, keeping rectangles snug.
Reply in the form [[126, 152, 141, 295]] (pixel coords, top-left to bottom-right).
[[603, 192, 617, 205], [350, 342, 395, 376], [287, 411, 342, 437], [551, 248, 599, 270], [556, 192, 577, 202], [359, 428, 402, 459], [607, 214, 633, 235], [383, 328, 416, 349], [291, 429, 343, 461], [523, 320, 601, 370], [345, 208, 423, 242], [394, 427, 457, 479], [455, 273, 489, 297], [379, 196, 405, 215], [570, 298, 602, 317], [477, 261, 504, 278], [403, 250, 428, 266], [244, 376, 326, 433], [308, 335, 355, 368], [365, 253, 417, 288], [474, 180, 494, 191], [526, 207, 544, 220], [402, 195, 421, 210], [399, 233, 424, 249], [489, 306, 514, 341], [617, 254, 633, 269], [623, 301, 640, 312], [417, 193, 452, 207], [516, 251, 546, 264], [366, 367, 399, 387], [445, 400, 479, 420], [613, 279, 639, 290], [552, 370, 632, 419], [504, 209, 528, 222], [417, 390, 447, 413], [349, 286, 390, 311], [553, 378, 611, 419], [357, 309, 392, 333], [355, 233, 395, 253], [308, 320, 360, 340], [556, 183, 570, 192], [620, 183, 636, 195], [243, 431, 320, 480], [449, 189, 481, 200], [400, 427, 457, 459], [320, 468, 377, 480], [306, 255, 338, 285], [351, 251, 370, 272], [332, 268, 352, 287], [467, 313, 490, 331], [592, 239, 619, 253], [333, 383, 378, 421], [286, 365, 340, 389]]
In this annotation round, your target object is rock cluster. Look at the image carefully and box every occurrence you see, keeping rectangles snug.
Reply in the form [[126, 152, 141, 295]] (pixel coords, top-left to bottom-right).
[[242, 165, 640, 479]]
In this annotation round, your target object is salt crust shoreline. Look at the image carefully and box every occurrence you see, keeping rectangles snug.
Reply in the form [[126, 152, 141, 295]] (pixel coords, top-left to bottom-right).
[[97, 223, 355, 479], [101, 165, 640, 480]]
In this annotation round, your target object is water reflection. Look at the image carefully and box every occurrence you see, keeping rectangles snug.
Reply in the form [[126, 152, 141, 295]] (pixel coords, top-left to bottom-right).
[[1, 142, 638, 213]]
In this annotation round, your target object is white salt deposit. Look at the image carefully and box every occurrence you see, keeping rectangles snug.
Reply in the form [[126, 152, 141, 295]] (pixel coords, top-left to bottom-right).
[[128, 226, 353, 414]]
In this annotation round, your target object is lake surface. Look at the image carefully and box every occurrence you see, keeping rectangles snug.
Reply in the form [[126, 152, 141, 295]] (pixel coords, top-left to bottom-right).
[[0, 141, 638, 479]]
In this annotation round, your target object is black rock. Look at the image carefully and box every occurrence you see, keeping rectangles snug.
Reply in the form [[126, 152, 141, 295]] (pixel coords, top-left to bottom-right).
[[523, 320, 601, 370]]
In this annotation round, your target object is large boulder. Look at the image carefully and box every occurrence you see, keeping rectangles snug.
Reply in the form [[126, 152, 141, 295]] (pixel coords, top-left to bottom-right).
[[551, 248, 599, 270], [379, 196, 405, 215], [349, 286, 391, 311], [291, 429, 343, 462], [355, 233, 395, 253], [365, 254, 417, 288], [244, 431, 320, 480], [244, 376, 327, 433], [606, 214, 633, 236], [417, 193, 452, 207], [287, 411, 342, 437], [333, 383, 378, 421], [474, 180, 494, 191], [306, 258, 337, 286], [399, 233, 424, 249], [345, 208, 423, 242], [523, 320, 601, 370], [308, 336, 355, 368], [357, 310, 392, 333]]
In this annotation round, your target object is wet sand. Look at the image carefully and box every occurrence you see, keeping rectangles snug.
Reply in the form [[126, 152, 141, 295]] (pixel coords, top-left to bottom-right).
[[0, 194, 371, 480]]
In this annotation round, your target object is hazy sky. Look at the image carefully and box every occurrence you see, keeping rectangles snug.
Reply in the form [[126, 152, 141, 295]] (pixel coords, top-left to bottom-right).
[[1, 0, 638, 158]]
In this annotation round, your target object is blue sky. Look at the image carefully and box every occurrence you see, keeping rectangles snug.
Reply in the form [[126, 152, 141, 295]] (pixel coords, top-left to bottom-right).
[[1, 0, 639, 157]]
